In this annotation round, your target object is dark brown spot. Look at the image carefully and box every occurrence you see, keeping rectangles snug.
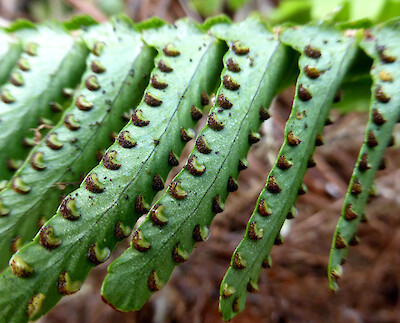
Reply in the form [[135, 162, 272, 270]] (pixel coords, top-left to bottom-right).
[[375, 85, 390, 103], [76, 95, 93, 111], [307, 157, 316, 168], [118, 131, 136, 148], [158, 60, 173, 72], [201, 91, 209, 106], [150, 204, 168, 226], [367, 130, 378, 148], [335, 234, 347, 249], [91, 60, 106, 73], [232, 41, 249, 55], [152, 174, 164, 191], [325, 116, 334, 125], [172, 244, 188, 263], [10, 72, 24, 86], [304, 45, 321, 58], [304, 65, 321, 79], [227, 176, 238, 192], [132, 229, 151, 251], [208, 112, 224, 130], [298, 84, 312, 101], [85, 173, 104, 193], [87, 242, 110, 265], [163, 44, 180, 57], [226, 58, 241, 72], [190, 105, 202, 120], [277, 155, 292, 170], [144, 92, 162, 107], [92, 41, 105, 56], [378, 157, 386, 170], [10, 255, 33, 278], [39, 225, 61, 249], [372, 108, 386, 125], [259, 107, 270, 121], [196, 135, 212, 154], [212, 194, 224, 213], [262, 256, 272, 269], [85, 75, 100, 91], [135, 194, 149, 214], [102, 150, 121, 170], [258, 199, 270, 216], [193, 224, 210, 242], [151, 75, 168, 89], [233, 252, 247, 269], [114, 221, 131, 240], [359, 153, 370, 171], [232, 297, 240, 312], [315, 133, 324, 146], [11, 177, 30, 194], [50, 101, 62, 113], [7, 159, 21, 171], [186, 155, 206, 176], [180, 127, 194, 142], [333, 90, 342, 103], [223, 75, 240, 91], [132, 109, 150, 127], [349, 235, 360, 246], [298, 183, 307, 195], [58, 272, 81, 295], [169, 180, 187, 199], [267, 176, 281, 193], [287, 209, 296, 219], [379, 47, 396, 63], [60, 197, 80, 220], [217, 94, 233, 109], [168, 150, 179, 166], [248, 221, 263, 240], [1, 90, 15, 103], [287, 131, 301, 146], [17, 58, 30, 71], [248, 131, 261, 144], [238, 158, 248, 171], [274, 234, 283, 245], [29, 152, 45, 171], [351, 178, 362, 195], [344, 204, 358, 221], [148, 270, 163, 291], [388, 135, 395, 147]]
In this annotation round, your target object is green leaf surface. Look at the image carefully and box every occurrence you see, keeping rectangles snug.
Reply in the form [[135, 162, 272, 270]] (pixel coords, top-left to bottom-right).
[[0, 18, 225, 322], [328, 19, 400, 291], [101, 17, 291, 312], [219, 22, 359, 320], [0, 18, 155, 271], [0, 24, 89, 180], [0, 31, 22, 86]]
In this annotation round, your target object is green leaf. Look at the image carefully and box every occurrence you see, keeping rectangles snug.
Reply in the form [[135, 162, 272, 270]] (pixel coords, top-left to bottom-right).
[[101, 16, 292, 312], [0, 24, 89, 180], [0, 30, 22, 85], [219, 22, 359, 320], [328, 18, 400, 291], [0, 18, 225, 322], [0, 18, 155, 270]]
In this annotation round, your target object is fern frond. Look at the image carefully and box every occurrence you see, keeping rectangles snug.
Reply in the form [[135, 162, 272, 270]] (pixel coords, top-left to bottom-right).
[[0, 18, 225, 322], [0, 30, 22, 86], [328, 19, 400, 291], [0, 18, 155, 270], [0, 24, 89, 180], [100, 16, 292, 312], [218, 22, 359, 320]]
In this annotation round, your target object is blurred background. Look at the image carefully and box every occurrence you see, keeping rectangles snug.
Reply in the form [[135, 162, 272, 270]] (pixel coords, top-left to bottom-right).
[[1, 1, 400, 322]]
